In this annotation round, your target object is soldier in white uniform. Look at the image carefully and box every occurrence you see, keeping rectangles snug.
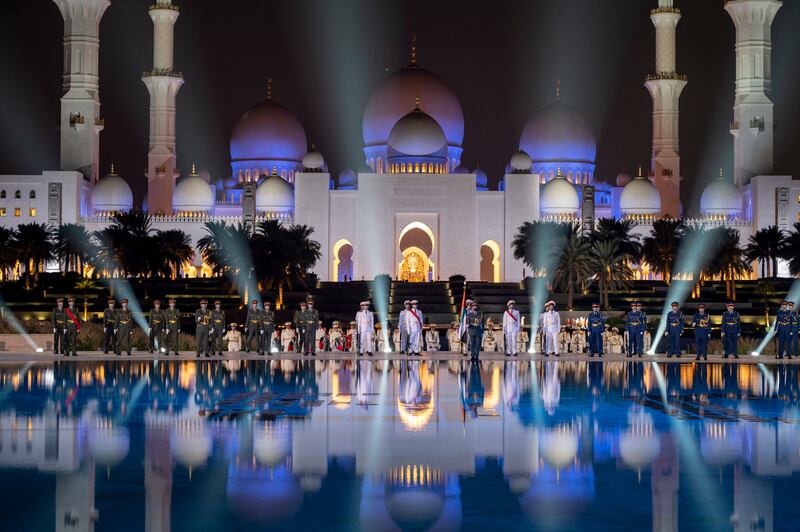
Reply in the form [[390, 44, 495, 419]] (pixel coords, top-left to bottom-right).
[[483, 319, 498, 351], [503, 300, 521, 356], [516, 329, 529, 354], [406, 299, 424, 356], [425, 326, 440, 351], [281, 322, 296, 352], [355, 301, 375, 356], [539, 301, 561, 357], [398, 300, 411, 354], [446, 322, 461, 352]]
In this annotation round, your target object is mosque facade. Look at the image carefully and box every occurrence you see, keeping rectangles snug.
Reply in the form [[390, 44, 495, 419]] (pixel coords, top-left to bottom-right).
[[0, 0, 798, 281]]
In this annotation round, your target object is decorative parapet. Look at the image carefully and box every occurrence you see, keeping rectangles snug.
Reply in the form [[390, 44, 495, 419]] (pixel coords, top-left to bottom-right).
[[651, 7, 680, 14], [149, 2, 179, 12], [142, 68, 183, 78], [81, 212, 294, 224], [645, 72, 688, 82]]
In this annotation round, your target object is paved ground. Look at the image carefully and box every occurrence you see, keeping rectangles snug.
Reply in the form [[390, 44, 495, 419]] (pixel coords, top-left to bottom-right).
[[0, 350, 794, 364]]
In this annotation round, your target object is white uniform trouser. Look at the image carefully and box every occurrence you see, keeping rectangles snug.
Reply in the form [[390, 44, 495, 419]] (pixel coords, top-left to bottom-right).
[[545, 331, 559, 354], [358, 331, 373, 354], [504, 330, 518, 354], [408, 329, 421, 353]]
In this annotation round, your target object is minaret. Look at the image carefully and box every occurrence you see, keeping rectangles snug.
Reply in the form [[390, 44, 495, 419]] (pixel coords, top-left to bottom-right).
[[142, 0, 184, 215], [644, 0, 687, 217], [52, 0, 110, 184], [725, 0, 782, 187]]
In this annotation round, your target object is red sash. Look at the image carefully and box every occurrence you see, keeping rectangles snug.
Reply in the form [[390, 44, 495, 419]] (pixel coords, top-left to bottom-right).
[[410, 309, 422, 326], [65, 308, 81, 332], [505, 310, 518, 322]]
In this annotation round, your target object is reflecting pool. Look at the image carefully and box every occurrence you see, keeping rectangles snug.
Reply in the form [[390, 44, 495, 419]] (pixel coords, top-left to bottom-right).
[[1, 359, 799, 531]]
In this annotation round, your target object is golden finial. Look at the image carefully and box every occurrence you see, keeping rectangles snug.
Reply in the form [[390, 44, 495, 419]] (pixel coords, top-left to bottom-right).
[[556, 79, 561, 101], [415, 96, 421, 109], [272, 166, 278, 176], [110, 163, 116, 175], [556, 166, 563, 177], [719, 167, 724, 179], [266, 76, 272, 101], [410, 34, 417, 65], [637, 165, 644, 178]]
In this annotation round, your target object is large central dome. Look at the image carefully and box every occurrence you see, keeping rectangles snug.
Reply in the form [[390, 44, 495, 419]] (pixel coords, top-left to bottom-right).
[[520, 100, 596, 164], [230, 100, 307, 163]]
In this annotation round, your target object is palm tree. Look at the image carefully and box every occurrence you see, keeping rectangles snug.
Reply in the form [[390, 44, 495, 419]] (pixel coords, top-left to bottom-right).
[[641, 219, 685, 285], [512, 221, 572, 277], [53, 223, 95, 276], [107, 210, 152, 277], [589, 239, 633, 309], [153, 229, 193, 279], [197, 221, 251, 278], [74, 278, 97, 320], [0, 226, 15, 280], [593, 218, 642, 263], [12, 223, 53, 287], [251, 220, 321, 291], [704, 227, 749, 299], [745, 225, 785, 278], [782, 222, 800, 276], [552, 227, 593, 309]]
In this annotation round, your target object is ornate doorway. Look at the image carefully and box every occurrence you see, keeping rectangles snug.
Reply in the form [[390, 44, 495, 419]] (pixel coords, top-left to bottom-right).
[[399, 250, 428, 282]]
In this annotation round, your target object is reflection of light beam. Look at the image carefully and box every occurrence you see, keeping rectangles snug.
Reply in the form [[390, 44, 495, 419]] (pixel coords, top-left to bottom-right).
[[371, 276, 391, 353], [526, 223, 569, 353], [649, 362, 727, 527], [756, 363, 777, 396], [0, 295, 42, 351], [752, 280, 800, 356], [528, 361, 546, 426]]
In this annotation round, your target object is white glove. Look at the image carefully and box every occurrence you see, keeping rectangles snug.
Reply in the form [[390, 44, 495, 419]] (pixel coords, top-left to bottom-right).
[[53, 328, 57, 334]]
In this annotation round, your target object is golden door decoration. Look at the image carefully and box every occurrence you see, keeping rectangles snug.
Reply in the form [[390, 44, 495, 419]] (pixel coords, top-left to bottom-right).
[[400, 251, 426, 282]]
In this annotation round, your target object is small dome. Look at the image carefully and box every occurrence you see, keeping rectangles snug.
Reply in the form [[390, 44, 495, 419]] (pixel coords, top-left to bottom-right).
[[302, 150, 325, 170], [230, 100, 307, 163], [92, 169, 133, 213], [171, 425, 212, 468], [509, 150, 533, 172], [88, 424, 130, 467], [338, 168, 357, 188], [700, 174, 742, 217], [619, 431, 661, 469], [620, 173, 661, 215], [539, 427, 579, 468], [520, 100, 596, 164], [540, 171, 579, 215], [256, 174, 294, 213], [474, 168, 488, 188], [453, 164, 470, 174], [362, 64, 464, 148], [616, 172, 632, 187], [387, 107, 447, 156], [174, 174, 214, 212], [253, 423, 291, 466]]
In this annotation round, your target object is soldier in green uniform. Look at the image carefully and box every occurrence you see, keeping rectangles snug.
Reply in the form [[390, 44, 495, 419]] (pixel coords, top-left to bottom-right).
[[102, 298, 117, 354], [294, 302, 307, 354], [195, 299, 212, 358], [210, 300, 226, 357], [260, 300, 275, 356], [64, 297, 81, 357], [52, 298, 67, 355], [163, 298, 180, 356], [244, 299, 262, 354], [304, 299, 319, 356], [115, 298, 134, 356], [148, 299, 165, 353]]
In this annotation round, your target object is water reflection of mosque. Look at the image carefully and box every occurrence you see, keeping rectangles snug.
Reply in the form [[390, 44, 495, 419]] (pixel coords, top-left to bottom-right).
[[0, 361, 798, 531]]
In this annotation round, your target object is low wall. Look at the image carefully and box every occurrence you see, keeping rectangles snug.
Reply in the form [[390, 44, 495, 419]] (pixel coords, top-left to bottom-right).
[[0, 334, 52, 353]]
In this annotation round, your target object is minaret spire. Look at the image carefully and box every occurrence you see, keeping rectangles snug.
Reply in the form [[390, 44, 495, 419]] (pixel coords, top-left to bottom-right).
[[555, 79, 561, 101], [266, 76, 273, 101], [645, 0, 687, 217], [143, 0, 184, 215], [410, 35, 417, 65], [725, 0, 782, 187], [52, 0, 111, 183]]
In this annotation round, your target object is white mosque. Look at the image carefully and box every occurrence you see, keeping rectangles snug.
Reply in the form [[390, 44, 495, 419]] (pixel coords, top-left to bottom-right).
[[0, 0, 797, 282]]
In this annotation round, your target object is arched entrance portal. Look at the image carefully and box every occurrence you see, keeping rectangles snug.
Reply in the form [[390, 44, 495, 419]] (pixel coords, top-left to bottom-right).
[[480, 240, 501, 282], [332, 239, 353, 282], [398, 222, 435, 281]]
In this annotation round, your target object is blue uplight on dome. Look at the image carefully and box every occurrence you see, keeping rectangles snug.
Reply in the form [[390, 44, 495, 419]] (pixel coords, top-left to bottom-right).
[[520, 100, 596, 164]]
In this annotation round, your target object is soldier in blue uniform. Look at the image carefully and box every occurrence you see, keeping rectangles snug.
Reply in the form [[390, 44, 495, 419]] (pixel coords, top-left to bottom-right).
[[587, 303, 605, 357], [789, 301, 799, 358], [665, 301, 684, 358], [721, 302, 741, 359], [466, 301, 484, 361], [625, 302, 646, 358], [776, 300, 793, 360], [692, 304, 711, 361]]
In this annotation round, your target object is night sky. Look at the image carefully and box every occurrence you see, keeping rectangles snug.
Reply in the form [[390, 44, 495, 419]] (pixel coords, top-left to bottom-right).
[[1, 0, 799, 213]]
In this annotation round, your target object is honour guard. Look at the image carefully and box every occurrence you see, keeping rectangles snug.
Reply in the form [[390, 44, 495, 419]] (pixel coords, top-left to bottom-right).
[[467, 301, 485, 361], [195, 299, 212, 358], [244, 299, 262, 354], [789, 301, 799, 358], [64, 298, 81, 356], [303, 300, 319, 356], [665, 302, 684, 358], [503, 300, 521, 356], [356, 301, 375, 356], [776, 300, 793, 359], [163, 299, 180, 356], [103, 298, 117, 354], [587, 303, 605, 357], [625, 302, 646, 358], [148, 299, 164, 353], [115, 299, 133, 356], [294, 302, 307, 354], [721, 302, 741, 359], [540, 301, 561, 357], [52, 298, 68, 355], [210, 300, 226, 356], [260, 300, 275, 356], [692, 304, 711, 361], [398, 300, 412, 354], [407, 300, 424, 356]]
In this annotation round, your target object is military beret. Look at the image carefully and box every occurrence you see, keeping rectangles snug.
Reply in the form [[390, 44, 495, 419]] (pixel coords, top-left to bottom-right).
[[214, 300, 221, 305], [671, 301, 679, 306], [698, 304, 705, 308], [200, 299, 208, 304], [592, 303, 599, 307], [251, 299, 258, 304], [67, 297, 75, 302], [108, 298, 116, 303], [56, 298, 63, 302], [152, 299, 161, 304], [168, 298, 176, 303], [121, 299, 128, 304]]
